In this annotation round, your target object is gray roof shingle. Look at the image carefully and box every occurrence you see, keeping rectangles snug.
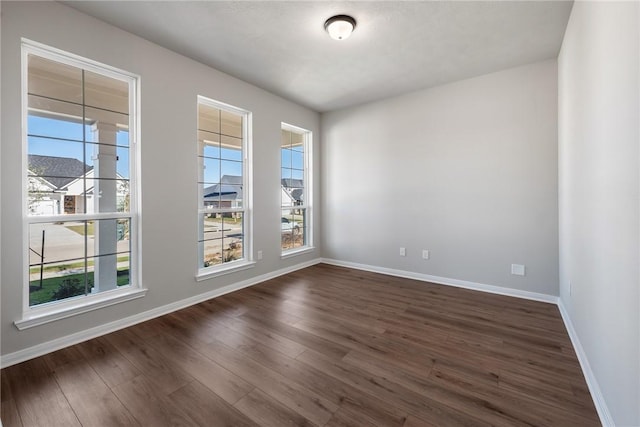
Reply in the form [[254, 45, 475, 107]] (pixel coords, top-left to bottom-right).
[[28, 154, 91, 190]]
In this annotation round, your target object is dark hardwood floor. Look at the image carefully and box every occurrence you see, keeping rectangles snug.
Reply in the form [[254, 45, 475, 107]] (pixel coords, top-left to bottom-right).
[[1, 263, 600, 426]]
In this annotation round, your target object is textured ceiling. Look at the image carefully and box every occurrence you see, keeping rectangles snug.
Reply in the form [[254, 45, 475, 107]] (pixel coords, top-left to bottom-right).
[[64, 1, 573, 113]]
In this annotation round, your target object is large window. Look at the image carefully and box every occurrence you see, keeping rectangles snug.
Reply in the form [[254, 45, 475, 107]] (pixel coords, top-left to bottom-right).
[[197, 97, 252, 276], [21, 41, 142, 326], [281, 124, 312, 254]]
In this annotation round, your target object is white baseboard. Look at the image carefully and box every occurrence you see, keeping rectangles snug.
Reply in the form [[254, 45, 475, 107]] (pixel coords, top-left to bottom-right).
[[321, 258, 558, 304], [557, 300, 614, 427], [0, 258, 322, 369]]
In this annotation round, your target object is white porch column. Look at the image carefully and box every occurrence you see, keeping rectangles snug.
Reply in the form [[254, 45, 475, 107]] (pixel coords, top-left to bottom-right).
[[91, 122, 118, 292]]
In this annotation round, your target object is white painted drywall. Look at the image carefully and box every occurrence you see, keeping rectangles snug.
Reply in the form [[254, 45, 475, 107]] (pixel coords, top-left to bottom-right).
[[0, 1, 320, 356], [321, 60, 559, 295], [558, 1, 640, 425]]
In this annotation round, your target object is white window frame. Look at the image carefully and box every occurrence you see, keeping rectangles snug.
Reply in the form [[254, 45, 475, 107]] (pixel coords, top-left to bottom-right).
[[281, 123, 313, 258], [196, 96, 253, 280], [16, 39, 145, 330]]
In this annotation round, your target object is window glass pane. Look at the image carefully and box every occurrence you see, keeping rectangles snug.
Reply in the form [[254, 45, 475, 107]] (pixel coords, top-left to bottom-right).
[[199, 131, 221, 158], [222, 214, 243, 262], [281, 148, 292, 168], [220, 110, 242, 138], [281, 210, 303, 251], [84, 70, 129, 114], [28, 100, 84, 141], [28, 138, 87, 179], [281, 167, 292, 181], [83, 178, 130, 214], [291, 169, 304, 180], [281, 129, 292, 149], [200, 212, 222, 268], [220, 159, 242, 178], [28, 55, 83, 104], [202, 158, 221, 184], [291, 150, 304, 170], [28, 218, 131, 306], [202, 183, 221, 209], [85, 107, 129, 134], [198, 104, 220, 134], [220, 135, 242, 161], [290, 131, 304, 147], [117, 129, 130, 148], [85, 143, 128, 180], [116, 146, 130, 179], [29, 222, 85, 266]]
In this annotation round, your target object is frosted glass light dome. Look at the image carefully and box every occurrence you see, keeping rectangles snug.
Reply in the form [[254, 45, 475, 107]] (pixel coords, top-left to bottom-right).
[[324, 15, 356, 40]]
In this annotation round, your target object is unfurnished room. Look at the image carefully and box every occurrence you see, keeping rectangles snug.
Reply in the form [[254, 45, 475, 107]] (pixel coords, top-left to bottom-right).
[[0, 1, 639, 426]]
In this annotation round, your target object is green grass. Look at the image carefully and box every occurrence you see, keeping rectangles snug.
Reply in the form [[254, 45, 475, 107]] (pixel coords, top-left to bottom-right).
[[29, 270, 130, 306]]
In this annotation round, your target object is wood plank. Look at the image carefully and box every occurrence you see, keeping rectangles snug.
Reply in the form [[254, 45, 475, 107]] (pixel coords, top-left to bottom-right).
[[4, 359, 81, 427], [324, 408, 380, 427], [112, 375, 198, 426], [298, 349, 490, 427], [53, 361, 139, 426], [1, 399, 24, 427], [144, 330, 254, 404], [1, 370, 14, 402], [104, 328, 193, 395], [168, 381, 259, 427], [76, 336, 141, 389], [199, 339, 337, 426], [233, 388, 316, 427], [205, 328, 410, 427]]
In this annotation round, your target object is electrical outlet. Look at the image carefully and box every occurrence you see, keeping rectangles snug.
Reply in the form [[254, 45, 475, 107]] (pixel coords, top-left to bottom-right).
[[257, 250, 263, 260], [422, 250, 430, 260], [511, 264, 525, 276], [399, 247, 406, 257]]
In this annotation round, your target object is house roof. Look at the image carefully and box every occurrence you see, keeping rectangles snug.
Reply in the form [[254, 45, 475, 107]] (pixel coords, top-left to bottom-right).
[[28, 154, 92, 190], [281, 178, 303, 189], [203, 175, 243, 201], [281, 178, 304, 202]]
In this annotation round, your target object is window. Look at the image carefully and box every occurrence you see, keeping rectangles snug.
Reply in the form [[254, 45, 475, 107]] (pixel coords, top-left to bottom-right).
[[197, 97, 252, 277], [281, 124, 312, 254], [19, 40, 142, 328]]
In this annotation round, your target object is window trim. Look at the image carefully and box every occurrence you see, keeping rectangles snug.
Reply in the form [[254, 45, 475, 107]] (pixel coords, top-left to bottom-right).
[[18, 39, 144, 327], [280, 122, 313, 257], [196, 96, 253, 279]]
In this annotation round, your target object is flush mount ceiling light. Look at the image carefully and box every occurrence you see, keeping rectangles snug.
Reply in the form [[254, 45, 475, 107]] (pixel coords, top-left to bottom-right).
[[324, 15, 357, 40]]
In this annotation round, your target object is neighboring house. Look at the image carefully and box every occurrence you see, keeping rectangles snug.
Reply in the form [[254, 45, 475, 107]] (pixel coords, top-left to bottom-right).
[[281, 178, 304, 208], [203, 174, 243, 210], [28, 154, 126, 215]]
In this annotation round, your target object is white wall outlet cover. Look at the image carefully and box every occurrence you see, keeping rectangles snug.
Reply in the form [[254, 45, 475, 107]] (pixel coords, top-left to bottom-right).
[[422, 250, 430, 259], [399, 247, 406, 256], [257, 250, 263, 260], [511, 264, 525, 276]]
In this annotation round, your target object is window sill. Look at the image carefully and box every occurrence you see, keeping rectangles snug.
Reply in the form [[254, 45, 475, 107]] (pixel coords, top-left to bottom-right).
[[15, 287, 148, 330], [196, 260, 256, 282], [281, 246, 315, 260]]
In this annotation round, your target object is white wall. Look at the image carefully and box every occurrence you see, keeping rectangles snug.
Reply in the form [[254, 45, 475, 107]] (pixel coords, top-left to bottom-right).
[[321, 60, 559, 295], [558, 1, 640, 425], [1, 1, 320, 357]]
